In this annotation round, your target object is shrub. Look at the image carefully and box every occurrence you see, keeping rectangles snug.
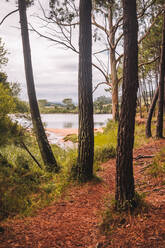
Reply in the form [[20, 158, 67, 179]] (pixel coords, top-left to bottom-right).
[[147, 148, 165, 179], [94, 145, 116, 166]]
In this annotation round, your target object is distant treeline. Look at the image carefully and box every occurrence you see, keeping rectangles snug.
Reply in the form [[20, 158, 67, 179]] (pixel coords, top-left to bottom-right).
[[38, 96, 112, 114]]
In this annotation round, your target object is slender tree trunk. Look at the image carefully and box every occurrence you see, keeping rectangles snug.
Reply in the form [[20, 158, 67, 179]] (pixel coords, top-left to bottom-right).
[[150, 77, 154, 99], [138, 84, 143, 118], [143, 74, 149, 112], [111, 50, 119, 121], [146, 87, 159, 138], [76, 0, 94, 182], [156, 8, 165, 138], [108, 8, 119, 121], [115, 0, 138, 210], [18, 0, 59, 172], [148, 80, 153, 104]]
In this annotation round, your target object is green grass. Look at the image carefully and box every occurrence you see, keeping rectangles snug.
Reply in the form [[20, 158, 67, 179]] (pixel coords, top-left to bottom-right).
[[0, 143, 71, 220], [134, 123, 149, 148], [100, 192, 148, 234], [63, 134, 78, 143], [147, 147, 165, 179], [95, 121, 118, 148]]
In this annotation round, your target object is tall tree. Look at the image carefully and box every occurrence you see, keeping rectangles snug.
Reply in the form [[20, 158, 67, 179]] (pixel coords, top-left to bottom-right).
[[75, 0, 94, 182], [18, 0, 59, 172], [115, 0, 139, 210], [156, 5, 165, 138], [31, 0, 162, 122]]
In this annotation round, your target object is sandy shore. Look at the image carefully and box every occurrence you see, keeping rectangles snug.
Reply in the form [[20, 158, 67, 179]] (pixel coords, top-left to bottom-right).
[[45, 127, 103, 136], [45, 128, 78, 136]]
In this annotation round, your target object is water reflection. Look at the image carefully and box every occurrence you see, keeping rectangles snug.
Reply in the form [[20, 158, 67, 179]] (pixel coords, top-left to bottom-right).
[[95, 122, 104, 127], [12, 113, 112, 129], [63, 122, 73, 128], [63, 121, 105, 129]]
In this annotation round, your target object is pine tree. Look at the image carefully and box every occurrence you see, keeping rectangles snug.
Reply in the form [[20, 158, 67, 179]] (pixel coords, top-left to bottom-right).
[[115, 0, 138, 210]]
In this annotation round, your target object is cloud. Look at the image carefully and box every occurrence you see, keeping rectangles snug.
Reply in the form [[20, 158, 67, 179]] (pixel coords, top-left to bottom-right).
[[57, 62, 78, 72], [0, 0, 109, 103]]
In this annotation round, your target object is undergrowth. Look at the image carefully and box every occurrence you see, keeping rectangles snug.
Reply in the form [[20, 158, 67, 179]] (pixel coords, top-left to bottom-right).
[[134, 123, 149, 148], [100, 192, 148, 234], [0, 144, 70, 220], [0, 119, 159, 221], [63, 134, 78, 143], [146, 147, 165, 182]]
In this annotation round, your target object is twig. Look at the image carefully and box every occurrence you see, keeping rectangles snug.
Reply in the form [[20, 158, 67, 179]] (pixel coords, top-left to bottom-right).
[[21, 142, 42, 169], [93, 81, 111, 93], [133, 155, 154, 160], [0, 9, 19, 26], [138, 56, 160, 68]]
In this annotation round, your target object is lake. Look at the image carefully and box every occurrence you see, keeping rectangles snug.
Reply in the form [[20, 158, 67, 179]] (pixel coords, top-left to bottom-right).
[[13, 113, 112, 147], [41, 113, 112, 129]]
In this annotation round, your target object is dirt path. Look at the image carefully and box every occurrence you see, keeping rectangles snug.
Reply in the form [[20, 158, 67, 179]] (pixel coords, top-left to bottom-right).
[[0, 140, 165, 248]]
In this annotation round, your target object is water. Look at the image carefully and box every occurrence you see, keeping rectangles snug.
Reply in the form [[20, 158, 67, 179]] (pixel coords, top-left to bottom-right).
[[41, 113, 112, 129], [13, 113, 112, 147]]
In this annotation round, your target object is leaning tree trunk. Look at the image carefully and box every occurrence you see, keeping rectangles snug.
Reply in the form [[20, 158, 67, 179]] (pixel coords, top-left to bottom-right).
[[76, 0, 94, 182], [18, 0, 59, 172], [115, 0, 138, 210], [156, 7, 165, 138], [146, 87, 159, 138]]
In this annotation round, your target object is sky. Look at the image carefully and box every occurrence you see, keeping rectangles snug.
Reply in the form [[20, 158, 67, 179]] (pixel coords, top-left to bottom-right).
[[0, 0, 110, 103]]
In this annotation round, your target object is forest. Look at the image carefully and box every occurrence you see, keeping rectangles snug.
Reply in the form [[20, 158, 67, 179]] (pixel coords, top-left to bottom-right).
[[0, 0, 165, 247]]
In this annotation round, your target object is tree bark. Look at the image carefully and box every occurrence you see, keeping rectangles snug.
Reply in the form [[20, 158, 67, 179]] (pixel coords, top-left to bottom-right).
[[110, 49, 119, 121], [146, 87, 159, 138], [156, 8, 165, 138], [76, 0, 94, 182], [18, 0, 59, 172], [115, 0, 138, 210]]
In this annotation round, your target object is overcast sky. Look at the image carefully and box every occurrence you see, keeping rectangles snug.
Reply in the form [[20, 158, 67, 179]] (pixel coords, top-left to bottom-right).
[[0, 0, 110, 103]]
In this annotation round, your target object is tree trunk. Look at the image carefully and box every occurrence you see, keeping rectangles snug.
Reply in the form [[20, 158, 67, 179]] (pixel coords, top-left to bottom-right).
[[108, 8, 119, 121], [138, 83, 143, 118], [156, 8, 165, 138], [115, 0, 138, 210], [145, 87, 159, 138], [142, 74, 149, 112], [76, 0, 94, 182], [111, 50, 119, 121], [18, 0, 59, 172]]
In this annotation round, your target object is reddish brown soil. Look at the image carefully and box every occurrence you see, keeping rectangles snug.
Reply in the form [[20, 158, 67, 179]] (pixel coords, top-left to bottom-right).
[[0, 139, 165, 248]]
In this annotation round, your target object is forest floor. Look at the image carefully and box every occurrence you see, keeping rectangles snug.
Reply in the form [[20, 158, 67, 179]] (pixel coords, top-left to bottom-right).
[[0, 139, 165, 248]]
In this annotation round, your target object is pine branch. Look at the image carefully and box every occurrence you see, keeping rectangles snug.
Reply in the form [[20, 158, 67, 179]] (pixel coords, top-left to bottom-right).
[[138, 56, 160, 68]]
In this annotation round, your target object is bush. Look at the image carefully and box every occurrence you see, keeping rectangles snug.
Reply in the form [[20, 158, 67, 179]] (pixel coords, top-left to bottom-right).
[[147, 148, 165, 179], [0, 145, 63, 220], [94, 145, 116, 166], [63, 134, 78, 143]]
